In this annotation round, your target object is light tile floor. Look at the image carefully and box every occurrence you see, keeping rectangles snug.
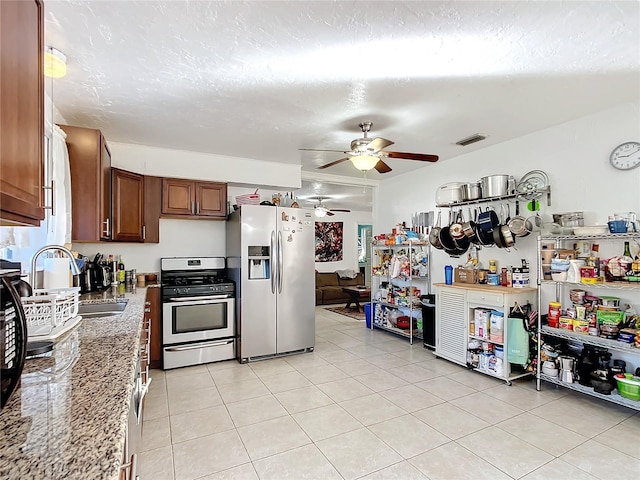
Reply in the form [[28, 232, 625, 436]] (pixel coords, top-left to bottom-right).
[[139, 306, 640, 480]]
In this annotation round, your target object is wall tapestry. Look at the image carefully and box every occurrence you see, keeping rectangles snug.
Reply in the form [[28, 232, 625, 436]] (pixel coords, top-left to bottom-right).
[[315, 221, 343, 262]]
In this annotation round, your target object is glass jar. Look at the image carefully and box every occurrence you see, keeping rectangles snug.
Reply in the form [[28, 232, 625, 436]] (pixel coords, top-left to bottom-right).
[[489, 260, 497, 274]]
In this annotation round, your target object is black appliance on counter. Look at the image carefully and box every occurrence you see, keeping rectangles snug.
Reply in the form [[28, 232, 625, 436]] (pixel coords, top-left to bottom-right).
[[79, 253, 112, 293], [0, 268, 28, 409], [161, 257, 236, 369]]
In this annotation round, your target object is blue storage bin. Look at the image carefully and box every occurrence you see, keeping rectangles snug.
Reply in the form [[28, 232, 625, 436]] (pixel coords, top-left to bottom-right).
[[364, 303, 372, 328]]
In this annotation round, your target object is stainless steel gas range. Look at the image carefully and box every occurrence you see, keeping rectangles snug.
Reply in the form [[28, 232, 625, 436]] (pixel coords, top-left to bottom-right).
[[161, 257, 236, 369]]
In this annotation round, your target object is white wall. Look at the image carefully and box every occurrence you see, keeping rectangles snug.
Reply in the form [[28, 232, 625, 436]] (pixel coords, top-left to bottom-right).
[[375, 102, 640, 301], [314, 210, 373, 273], [74, 219, 226, 274], [73, 207, 371, 275], [109, 142, 302, 189]]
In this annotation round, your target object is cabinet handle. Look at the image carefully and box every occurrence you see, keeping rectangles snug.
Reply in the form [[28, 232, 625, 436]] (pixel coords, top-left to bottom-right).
[[191, 201, 195, 214], [103, 218, 110, 237], [42, 180, 55, 216], [142, 226, 146, 240], [120, 453, 137, 480], [196, 201, 200, 214]]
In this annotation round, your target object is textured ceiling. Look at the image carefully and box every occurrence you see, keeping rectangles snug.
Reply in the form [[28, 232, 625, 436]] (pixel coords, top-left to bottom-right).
[[45, 0, 640, 209]]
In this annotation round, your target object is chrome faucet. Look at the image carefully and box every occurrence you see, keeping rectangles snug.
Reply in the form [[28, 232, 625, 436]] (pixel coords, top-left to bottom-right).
[[30, 245, 81, 289]]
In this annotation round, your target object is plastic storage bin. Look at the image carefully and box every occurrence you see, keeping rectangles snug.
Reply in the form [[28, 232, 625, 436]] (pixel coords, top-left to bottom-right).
[[364, 303, 372, 328], [615, 374, 640, 401]]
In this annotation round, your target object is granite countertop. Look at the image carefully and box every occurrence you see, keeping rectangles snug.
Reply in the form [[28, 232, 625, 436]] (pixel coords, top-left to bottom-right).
[[0, 285, 152, 480]]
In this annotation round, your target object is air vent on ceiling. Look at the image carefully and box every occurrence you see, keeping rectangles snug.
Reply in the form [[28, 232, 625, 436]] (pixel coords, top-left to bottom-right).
[[455, 134, 487, 146]]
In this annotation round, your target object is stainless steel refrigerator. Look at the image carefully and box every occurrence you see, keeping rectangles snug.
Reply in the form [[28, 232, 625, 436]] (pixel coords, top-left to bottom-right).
[[226, 205, 315, 362]]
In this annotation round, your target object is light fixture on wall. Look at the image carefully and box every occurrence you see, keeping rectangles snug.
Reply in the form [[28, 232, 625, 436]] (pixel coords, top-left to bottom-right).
[[350, 154, 379, 171], [44, 47, 67, 78], [314, 206, 329, 218]]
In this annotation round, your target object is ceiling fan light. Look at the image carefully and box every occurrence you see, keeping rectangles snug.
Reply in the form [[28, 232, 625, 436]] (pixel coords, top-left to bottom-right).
[[44, 47, 67, 78], [314, 206, 328, 218], [350, 154, 378, 171]]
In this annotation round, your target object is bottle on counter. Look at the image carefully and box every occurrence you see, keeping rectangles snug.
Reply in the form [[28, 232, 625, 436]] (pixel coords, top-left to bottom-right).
[[489, 260, 497, 274], [623, 241, 632, 258], [118, 255, 125, 283], [500, 267, 508, 287], [110, 254, 118, 286]]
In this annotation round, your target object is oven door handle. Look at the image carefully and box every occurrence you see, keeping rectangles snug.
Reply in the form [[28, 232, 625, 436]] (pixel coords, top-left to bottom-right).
[[165, 295, 230, 303], [165, 339, 234, 352]]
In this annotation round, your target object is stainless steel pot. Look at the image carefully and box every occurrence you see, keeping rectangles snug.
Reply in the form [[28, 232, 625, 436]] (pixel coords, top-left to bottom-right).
[[480, 175, 512, 198], [461, 182, 482, 201]]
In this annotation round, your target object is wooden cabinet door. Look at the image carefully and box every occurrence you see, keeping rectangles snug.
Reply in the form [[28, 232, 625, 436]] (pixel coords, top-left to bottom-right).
[[196, 181, 227, 217], [435, 286, 467, 366], [63, 125, 111, 242], [0, 0, 44, 226], [146, 286, 162, 369], [143, 176, 161, 243], [112, 168, 144, 242], [162, 178, 194, 215], [100, 135, 112, 240]]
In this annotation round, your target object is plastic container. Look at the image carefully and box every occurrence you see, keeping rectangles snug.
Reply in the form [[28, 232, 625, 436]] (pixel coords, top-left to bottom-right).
[[615, 374, 640, 401], [608, 219, 628, 233], [364, 303, 372, 328], [444, 265, 453, 285]]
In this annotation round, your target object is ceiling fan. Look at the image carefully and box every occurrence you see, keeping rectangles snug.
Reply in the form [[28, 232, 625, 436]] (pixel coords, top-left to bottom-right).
[[300, 121, 439, 173], [307, 196, 350, 218]]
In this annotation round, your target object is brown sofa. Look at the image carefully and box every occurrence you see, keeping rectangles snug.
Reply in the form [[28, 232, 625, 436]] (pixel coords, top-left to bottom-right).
[[315, 271, 366, 305]]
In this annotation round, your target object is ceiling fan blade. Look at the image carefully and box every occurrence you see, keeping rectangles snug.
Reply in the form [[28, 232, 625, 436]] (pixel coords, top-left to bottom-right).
[[374, 160, 392, 173], [299, 148, 348, 153], [366, 137, 394, 153], [317, 157, 350, 170], [326, 211, 335, 216], [383, 151, 439, 162], [330, 209, 351, 213]]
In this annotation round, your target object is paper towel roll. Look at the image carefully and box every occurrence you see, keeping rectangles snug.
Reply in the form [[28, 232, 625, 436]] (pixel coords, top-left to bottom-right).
[[43, 258, 71, 290]]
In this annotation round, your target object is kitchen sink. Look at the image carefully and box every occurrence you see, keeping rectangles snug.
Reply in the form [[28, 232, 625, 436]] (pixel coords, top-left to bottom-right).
[[78, 301, 128, 318]]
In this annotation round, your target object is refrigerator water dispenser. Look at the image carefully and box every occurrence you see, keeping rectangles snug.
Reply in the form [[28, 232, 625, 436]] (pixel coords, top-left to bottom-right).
[[248, 246, 270, 279]]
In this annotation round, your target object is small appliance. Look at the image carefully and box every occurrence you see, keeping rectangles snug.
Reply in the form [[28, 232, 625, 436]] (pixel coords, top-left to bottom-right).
[[559, 356, 576, 383], [0, 268, 28, 409]]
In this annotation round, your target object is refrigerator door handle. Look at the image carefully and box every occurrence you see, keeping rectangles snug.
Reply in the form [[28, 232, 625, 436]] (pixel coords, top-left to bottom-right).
[[270, 230, 276, 294], [277, 230, 283, 294]]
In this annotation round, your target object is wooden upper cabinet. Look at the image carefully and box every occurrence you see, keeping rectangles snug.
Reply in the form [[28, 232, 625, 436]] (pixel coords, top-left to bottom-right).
[[162, 178, 194, 216], [143, 175, 161, 243], [162, 178, 227, 219], [0, 0, 44, 226], [61, 125, 112, 242], [112, 168, 144, 242], [196, 182, 226, 216]]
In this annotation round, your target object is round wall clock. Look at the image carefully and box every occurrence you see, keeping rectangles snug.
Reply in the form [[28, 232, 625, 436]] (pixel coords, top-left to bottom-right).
[[610, 141, 640, 170]]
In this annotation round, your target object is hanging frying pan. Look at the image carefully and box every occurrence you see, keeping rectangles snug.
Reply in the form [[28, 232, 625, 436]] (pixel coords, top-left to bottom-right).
[[429, 211, 444, 249], [508, 201, 529, 237]]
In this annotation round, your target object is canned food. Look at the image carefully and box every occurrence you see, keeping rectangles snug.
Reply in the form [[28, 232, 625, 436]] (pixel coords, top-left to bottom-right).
[[569, 289, 586, 304]]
